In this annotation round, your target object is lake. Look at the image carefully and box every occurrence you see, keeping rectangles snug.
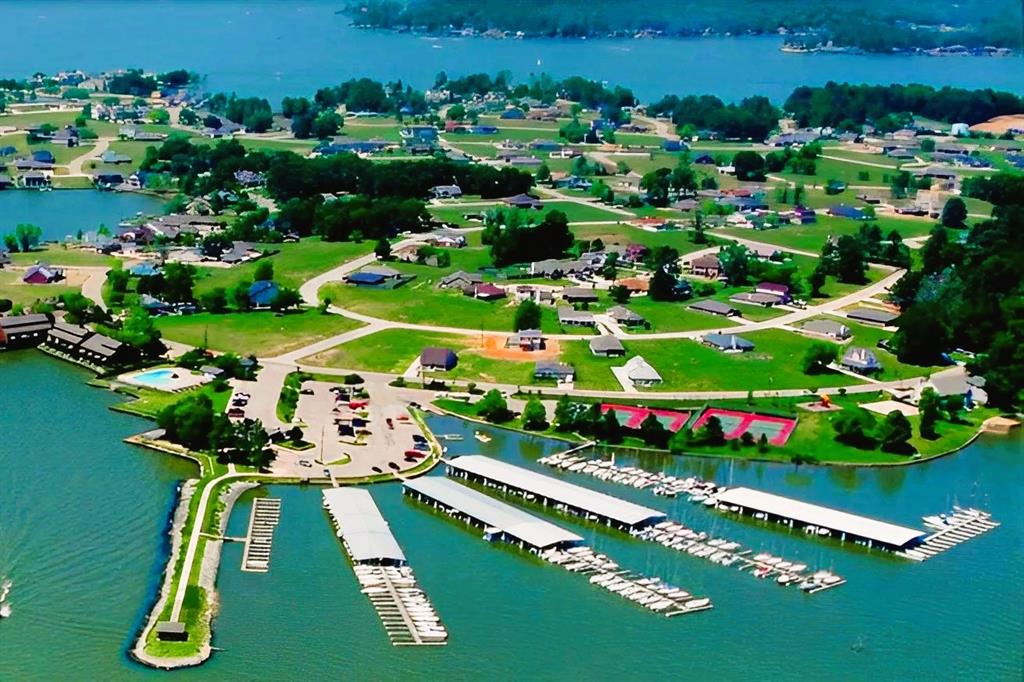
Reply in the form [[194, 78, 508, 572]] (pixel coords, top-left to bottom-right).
[[0, 190, 164, 242], [0, 1, 1021, 103], [1, 356, 1021, 679]]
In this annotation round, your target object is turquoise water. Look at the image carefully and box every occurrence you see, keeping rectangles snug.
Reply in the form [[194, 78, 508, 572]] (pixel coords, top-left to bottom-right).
[[0, 1, 1021, 102], [0, 190, 164, 242], [127, 368, 178, 390], [1, 355, 1021, 679]]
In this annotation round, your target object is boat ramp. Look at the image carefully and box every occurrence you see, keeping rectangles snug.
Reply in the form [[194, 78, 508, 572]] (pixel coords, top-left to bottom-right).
[[896, 508, 1000, 561], [240, 497, 281, 573], [403, 476, 711, 617], [323, 488, 447, 645]]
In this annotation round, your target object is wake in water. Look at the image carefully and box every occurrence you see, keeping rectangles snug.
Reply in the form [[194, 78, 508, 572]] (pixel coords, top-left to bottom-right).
[[0, 577, 12, 618]]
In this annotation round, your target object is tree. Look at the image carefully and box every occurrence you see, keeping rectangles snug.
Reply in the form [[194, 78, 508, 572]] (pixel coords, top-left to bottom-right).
[[113, 306, 164, 356], [832, 409, 877, 449], [918, 387, 940, 439], [717, 243, 750, 286], [731, 151, 766, 181], [834, 235, 868, 284], [13, 224, 42, 252], [553, 395, 578, 432], [374, 238, 392, 261], [535, 163, 551, 184], [892, 303, 951, 365], [808, 265, 827, 297], [878, 410, 914, 453], [513, 299, 541, 331], [253, 259, 274, 282], [648, 267, 679, 302], [446, 103, 466, 120], [157, 393, 216, 449], [522, 398, 548, 431], [638, 413, 669, 448], [200, 287, 229, 313], [270, 287, 302, 312], [697, 416, 726, 445], [161, 263, 195, 303], [147, 108, 170, 125], [179, 108, 200, 126], [598, 410, 623, 444], [230, 281, 253, 311], [608, 284, 631, 304], [312, 110, 343, 139], [802, 342, 839, 374], [476, 389, 511, 423]]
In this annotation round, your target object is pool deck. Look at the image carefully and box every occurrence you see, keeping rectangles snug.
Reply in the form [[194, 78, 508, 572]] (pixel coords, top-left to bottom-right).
[[118, 367, 211, 393]]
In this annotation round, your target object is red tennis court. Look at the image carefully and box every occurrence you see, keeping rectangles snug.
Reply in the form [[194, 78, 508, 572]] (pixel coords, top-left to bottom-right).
[[601, 404, 691, 432], [690, 407, 797, 446]]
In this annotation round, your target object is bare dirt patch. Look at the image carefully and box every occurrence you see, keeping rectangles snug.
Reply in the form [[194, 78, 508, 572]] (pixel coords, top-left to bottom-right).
[[473, 333, 562, 361], [970, 115, 1024, 134]]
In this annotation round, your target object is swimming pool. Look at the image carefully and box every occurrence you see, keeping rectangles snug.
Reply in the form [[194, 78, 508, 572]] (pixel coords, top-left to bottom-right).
[[129, 368, 179, 388]]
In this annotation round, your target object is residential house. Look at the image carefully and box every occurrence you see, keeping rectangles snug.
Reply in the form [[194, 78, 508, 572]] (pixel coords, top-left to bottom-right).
[[693, 154, 716, 165], [22, 264, 63, 284], [248, 280, 280, 308], [21, 171, 51, 188], [31, 149, 56, 165], [623, 355, 662, 387], [827, 204, 869, 220], [534, 361, 575, 383], [45, 321, 131, 367], [503, 193, 543, 210], [464, 282, 506, 301], [557, 307, 596, 327], [846, 307, 898, 326], [689, 254, 721, 278], [607, 306, 645, 327], [589, 335, 625, 357], [346, 271, 388, 286], [139, 294, 173, 315], [801, 319, 851, 340], [499, 108, 526, 120], [399, 126, 438, 148], [622, 243, 648, 264], [424, 232, 467, 248], [129, 262, 161, 277], [755, 282, 791, 303], [0, 174, 13, 190], [439, 271, 482, 289], [100, 150, 132, 164], [840, 347, 881, 374], [561, 287, 599, 304], [0, 313, 54, 348], [419, 347, 458, 371], [430, 184, 463, 199], [703, 333, 755, 353], [0, 248, 10, 266], [615, 277, 649, 294], [791, 205, 817, 224], [529, 139, 562, 152], [689, 300, 740, 317], [506, 329, 545, 351], [662, 139, 685, 152], [731, 292, 782, 307], [94, 172, 124, 187]]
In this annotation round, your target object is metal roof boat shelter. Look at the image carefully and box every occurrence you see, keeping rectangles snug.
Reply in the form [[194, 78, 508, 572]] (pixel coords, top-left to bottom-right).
[[322, 488, 407, 564], [403, 476, 583, 550], [715, 486, 926, 550], [444, 455, 666, 530]]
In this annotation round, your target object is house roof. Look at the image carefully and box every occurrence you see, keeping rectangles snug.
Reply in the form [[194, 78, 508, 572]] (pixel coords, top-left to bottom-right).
[[689, 300, 739, 316], [248, 280, 280, 305], [439, 270, 482, 286], [557, 307, 595, 324], [624, 355, 662, 382], [80, 332, 123, 358], [589, 335, 624, 353], [731, 292, 783, 306], [562, 286, 598, 300], [802, 319, 850, 337], [607, 306, 644, 324], [691, 254, 721, 269], [847, 307, 898, 324], [535, 361, 574, 377], [419, 346, 457, 367], [703, 333, 755, 351], [361, 265, 401, 278], [756, 282, 790, 294], [346, 272, 385, 285], [841, 346, 880, 369]]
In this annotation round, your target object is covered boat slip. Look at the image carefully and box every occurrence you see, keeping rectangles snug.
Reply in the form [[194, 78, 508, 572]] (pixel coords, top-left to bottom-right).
[[444, 455, 666, 530], [403, 476, 583, 550], [322, 487, 406, 564], [713, 487, 926, 550]]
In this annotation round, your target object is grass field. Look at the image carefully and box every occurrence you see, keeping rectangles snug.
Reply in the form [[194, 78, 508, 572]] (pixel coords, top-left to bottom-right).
[[238, 138, 319, 154], [192, 238, 371, 295], [625, 328, 866, 392], [558, 339, 627, 391], [155, 309, 363, 357], [9, 245, 119, 267], [0, 270, 78, 306], [717, 214, 935, 254]]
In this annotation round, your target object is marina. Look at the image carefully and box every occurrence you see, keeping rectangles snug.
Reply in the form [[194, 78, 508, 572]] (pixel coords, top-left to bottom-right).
[[322, 488, 447, 646], [403, 476, 711, 616], [240, 497, 281, 573], [537, 453, 843, 593]]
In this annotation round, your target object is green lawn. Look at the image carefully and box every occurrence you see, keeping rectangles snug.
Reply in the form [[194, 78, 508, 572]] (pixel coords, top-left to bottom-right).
[[717, 214, 935, 254], [806, 315, 944, 380], [9, 245, 119, 267], [625, 328, 866, 392], [112, 380, 233, 419], [238, 138, 318, 154], [0, 270, 79, 307], [781, 156, 895, 187], [558, 340, 627, 391], [427, 200, 624, 226], [155, 310, 363, 357], [192, 238, 371, 295]]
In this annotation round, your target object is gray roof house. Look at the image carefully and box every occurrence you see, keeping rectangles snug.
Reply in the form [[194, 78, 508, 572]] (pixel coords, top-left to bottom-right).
[[589, 335, 625, 356], [846, 307, 898, 325], [561, 287, 599, 303], [607, 306, 645, 326], [534, 362, 575, 382], [689, 300, 740, 317], [703, 333, 755, 352], [557, 307, 596, 326], [439, 270, 483, 288], [802, 319, 852, 339]]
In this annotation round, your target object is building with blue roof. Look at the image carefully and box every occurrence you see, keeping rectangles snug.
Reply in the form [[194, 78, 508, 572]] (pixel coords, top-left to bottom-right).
[[248, 280, 280, 307]]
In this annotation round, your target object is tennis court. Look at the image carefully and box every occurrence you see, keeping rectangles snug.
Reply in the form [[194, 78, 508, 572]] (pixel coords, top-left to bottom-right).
[[601, 404, 691, 432], [689, 407, 797, 446]]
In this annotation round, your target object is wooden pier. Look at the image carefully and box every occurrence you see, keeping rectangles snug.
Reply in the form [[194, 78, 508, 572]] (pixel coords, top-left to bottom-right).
[[896, 509, 1000, 562], [240, 498, 281, 573]]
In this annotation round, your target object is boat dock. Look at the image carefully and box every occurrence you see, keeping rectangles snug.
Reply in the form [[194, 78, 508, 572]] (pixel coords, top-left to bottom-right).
[[403, 476, 711, 616], [896, 508, 1000, 561], [240, 497, 281, 573], [322, 488, 447, 646], [538, 452, 719, 498], [444, 455, 666, 531]]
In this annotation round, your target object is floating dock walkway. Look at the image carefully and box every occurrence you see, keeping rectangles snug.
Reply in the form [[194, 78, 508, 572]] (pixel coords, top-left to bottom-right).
[[404, 476, 711, 616], [240, 498, 281, 573], [322, 487, 447, 646], [896, 508, 1000, 561]]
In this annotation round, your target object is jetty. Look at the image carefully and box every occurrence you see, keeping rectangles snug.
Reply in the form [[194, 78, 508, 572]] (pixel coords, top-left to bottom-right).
[[240, 498, 281, 573], [404, 476, 711, 616], [322, 487, 446, 646], [897, 507, 1001, 561]]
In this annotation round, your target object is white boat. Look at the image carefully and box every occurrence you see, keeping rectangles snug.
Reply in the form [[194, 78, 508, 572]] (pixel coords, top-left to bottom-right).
[[684, 598, 711, 609], [473, 432, 492, 443]]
